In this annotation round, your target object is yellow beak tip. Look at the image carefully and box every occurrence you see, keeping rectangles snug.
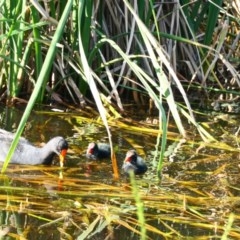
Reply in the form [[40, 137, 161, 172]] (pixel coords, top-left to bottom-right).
[[59, 155, 64, 168]]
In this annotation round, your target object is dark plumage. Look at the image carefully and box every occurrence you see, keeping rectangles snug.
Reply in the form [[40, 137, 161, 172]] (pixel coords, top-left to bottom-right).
[[0, 129, 68, 167], [122, 150, 148, 175], [86, 142, 111, 160]]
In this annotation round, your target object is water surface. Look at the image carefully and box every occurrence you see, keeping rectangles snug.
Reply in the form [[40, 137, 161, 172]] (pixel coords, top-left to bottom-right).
[[0, 106, 240, 239]]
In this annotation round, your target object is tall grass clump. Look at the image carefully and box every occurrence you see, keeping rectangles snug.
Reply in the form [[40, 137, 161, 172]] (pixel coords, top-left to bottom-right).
[[0, 0, 29, 99], [0, 1, 239, 123]]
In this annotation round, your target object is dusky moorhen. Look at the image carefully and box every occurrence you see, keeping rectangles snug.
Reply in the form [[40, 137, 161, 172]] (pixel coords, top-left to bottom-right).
[[0, 129, 68, 167], [86, 142, 111, 160], [122, 149, 148, 175]]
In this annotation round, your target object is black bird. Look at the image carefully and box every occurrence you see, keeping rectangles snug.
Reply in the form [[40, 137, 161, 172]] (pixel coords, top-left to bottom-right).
[[0, 129, 68, 167], [122, 150, 147, 175], [86, 142, 111, 160]]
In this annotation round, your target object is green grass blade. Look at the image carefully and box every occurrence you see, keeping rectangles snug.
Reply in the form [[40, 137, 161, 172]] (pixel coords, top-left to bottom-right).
[[204, 0, 223, 46], [129, 171, 146, 240]]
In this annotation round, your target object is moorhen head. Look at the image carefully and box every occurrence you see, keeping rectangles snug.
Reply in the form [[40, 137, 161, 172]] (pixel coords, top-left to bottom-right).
[[0, 129, 68, 167], [86, 142, 111, 160], [122, 150, 148, 175]]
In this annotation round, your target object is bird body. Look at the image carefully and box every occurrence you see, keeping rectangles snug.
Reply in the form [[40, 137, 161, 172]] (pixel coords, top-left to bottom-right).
[[122, 150, 147, 175], [86, 142, 111, 160], [0, 129, 68, 166]]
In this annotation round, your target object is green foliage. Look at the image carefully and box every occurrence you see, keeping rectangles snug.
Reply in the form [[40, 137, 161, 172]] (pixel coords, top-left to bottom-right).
[[0, 0, 239, 117], [0, 0, 26, 97]]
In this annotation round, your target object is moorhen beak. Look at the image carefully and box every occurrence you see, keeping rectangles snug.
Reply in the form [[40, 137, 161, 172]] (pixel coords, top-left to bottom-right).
[[0, 129, 68, 166], [122, 149, 148, 175], [86, 142, 111, 160]]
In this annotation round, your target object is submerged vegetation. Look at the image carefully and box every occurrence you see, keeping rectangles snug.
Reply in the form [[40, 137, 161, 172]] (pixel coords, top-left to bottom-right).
[[0, 0, 240, 239], [0, 111, 240, 239]]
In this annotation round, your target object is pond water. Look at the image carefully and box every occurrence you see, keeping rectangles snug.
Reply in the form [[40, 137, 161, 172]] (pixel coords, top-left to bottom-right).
[[0, 105, 240, 239]]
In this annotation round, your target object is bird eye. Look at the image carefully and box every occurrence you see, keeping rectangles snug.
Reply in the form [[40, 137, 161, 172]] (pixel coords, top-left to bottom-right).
[[58, 139, 68, 151]]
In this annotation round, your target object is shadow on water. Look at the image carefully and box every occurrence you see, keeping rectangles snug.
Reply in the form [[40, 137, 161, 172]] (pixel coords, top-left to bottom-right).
[[1, 105, 240, 239]]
